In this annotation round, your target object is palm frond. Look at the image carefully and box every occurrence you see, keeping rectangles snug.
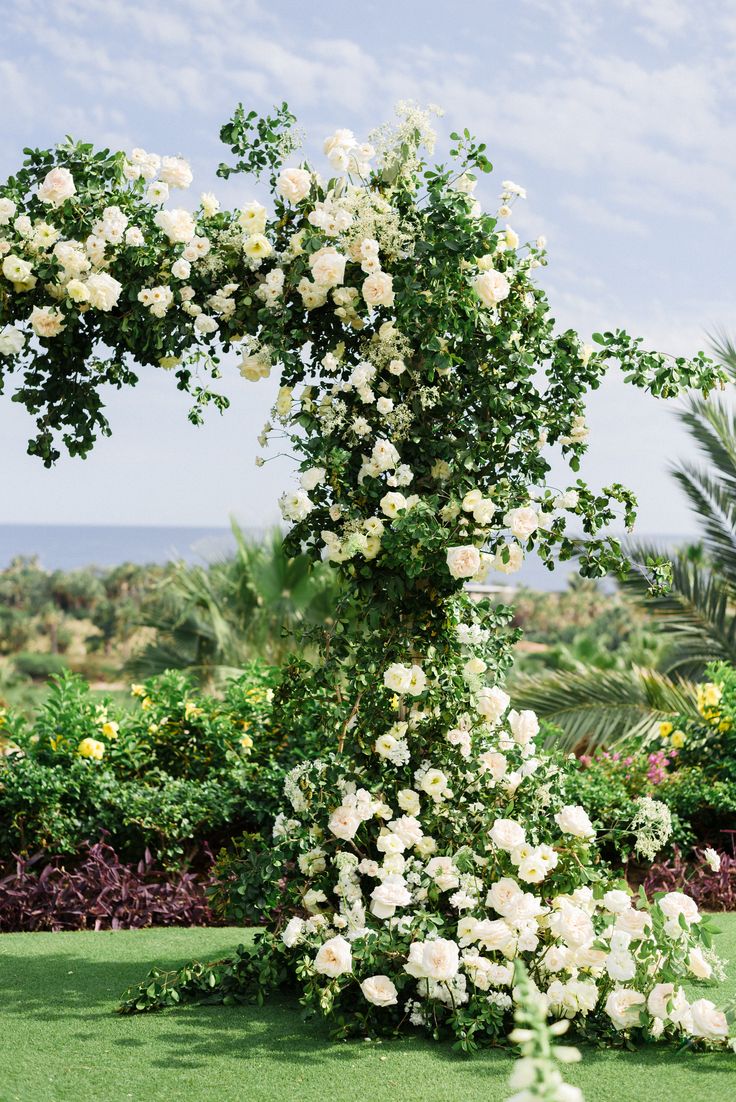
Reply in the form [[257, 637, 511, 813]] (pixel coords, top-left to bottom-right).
[[670, 461, 736, 588], [512, 666, 698, 753], [618, 543, 736, 674]]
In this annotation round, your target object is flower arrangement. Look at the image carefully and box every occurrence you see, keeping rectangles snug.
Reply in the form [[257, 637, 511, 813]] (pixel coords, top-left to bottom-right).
[[2, 103, 733, 1051]]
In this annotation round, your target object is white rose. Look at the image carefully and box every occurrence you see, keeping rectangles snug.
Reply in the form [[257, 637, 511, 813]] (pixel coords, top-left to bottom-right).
[[388, 815, 423, 848], [0, 325, 25, 356], [603, 889, 631, 915], [492, 543, 524, 574], [314, 934, 352, 978], [549, 903, 594, 947], [30, 306, 65, 338], [361, 975, 398, 1007], [362, 271, 394, 307], [277, 167, 312, 204], [397, 789, 421, 815], [281, 916, 305, 948], [658, 891, 700, 926], [200, 192, 220, 218], [647, 982, 676, 1020], [310, 247, 347, 288], [689, 998, 728, 1041], [508, 708, 539, 746], [279, 489, 313, 522], [328, 804, 362, 841], [171, 258, 191, 280], [475, 686, 510, 723], [300, 467, 326, 491], [0, 197, 17, 225], [86, 272, 122, 312], [370, 874, 412, 918], [420, 768, 449, 800], [2, 254, 33, 283], [404, 938, 459, 982], [504, 506, 539, 542], [37, 167, 76, 207], [381, 491, 408, 518], [473, 269, 509, 307], [555, 805, 595, 840], [486, 877, 523, 916], [605, 989, 646, 1030], [489, 819, 526, 852], [479, 750, 508, 781], [154, 208, 196, 244], [446, 545, 481, 579], [242, 233, 272, 259], [688, 947, 713, 980], [383, 663, 413, 694], [159, 156, 193, 189]]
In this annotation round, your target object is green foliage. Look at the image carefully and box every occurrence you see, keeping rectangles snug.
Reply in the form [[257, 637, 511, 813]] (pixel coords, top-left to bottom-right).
[[0, 665, 310, 866], [130, 525, 340, 683], [13, 651, 67, 680]]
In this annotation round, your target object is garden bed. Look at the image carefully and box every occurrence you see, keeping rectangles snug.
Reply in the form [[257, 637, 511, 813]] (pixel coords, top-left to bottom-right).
[[1, 921, 734, 1102]]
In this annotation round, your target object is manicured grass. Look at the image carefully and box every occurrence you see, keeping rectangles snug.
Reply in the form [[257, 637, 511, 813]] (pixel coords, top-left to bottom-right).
[[1, 920, 735, 1102]]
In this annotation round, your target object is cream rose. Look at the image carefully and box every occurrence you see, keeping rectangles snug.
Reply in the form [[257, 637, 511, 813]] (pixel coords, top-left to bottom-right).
[[362, 271, 394, 307], [38, 167, 76, 207], [154, 208, 196, 244], [446, 545, 481, 579], [30, 306, 65, 338], [310, 247, 347, 288], [404, 938, 459, 982], [159, 156, 193, 189], [689, 998, 728, 1040], [508, 708, 539, 746], [86, 272, 122, 312], [0, 325, 25, 356], [361, 975, 398, 1007], [370, 874, 412, 918], [604, 989, 646, 1030], [328, 804, 362, 841], [314, 934, 352, 978], [504, 506, 539, 541], [473, 269, 510, 307], [489, 818, 526, 852], [555, 805, 596, 840], [277, 167, 312, 204]]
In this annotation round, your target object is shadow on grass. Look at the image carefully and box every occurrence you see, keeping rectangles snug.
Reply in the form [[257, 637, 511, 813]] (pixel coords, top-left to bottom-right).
[[1, 944, 733, 1091]]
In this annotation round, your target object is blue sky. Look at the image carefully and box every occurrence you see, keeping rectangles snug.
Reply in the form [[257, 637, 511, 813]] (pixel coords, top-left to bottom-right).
[[1, 0, 734, 532]]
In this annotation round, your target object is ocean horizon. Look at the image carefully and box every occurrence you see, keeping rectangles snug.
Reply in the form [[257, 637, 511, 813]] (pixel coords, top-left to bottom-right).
[[0, 523, 696, 593]]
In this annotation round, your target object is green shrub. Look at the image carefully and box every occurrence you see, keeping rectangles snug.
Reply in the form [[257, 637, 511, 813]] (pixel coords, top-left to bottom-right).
[[0, 664, 319, 867], [13, 652, 67, 680]]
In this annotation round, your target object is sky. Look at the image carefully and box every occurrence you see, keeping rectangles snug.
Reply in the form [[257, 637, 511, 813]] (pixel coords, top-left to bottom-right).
[[1, 0, 735, 533]]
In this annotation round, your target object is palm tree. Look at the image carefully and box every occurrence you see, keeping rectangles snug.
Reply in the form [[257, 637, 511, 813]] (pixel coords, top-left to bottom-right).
[[128, 523, 340, 685], [513, 335, 736, 752]]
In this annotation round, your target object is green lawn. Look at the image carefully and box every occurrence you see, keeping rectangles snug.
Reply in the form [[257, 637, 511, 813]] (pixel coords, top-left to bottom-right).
[[1, 921, 735, 1102]]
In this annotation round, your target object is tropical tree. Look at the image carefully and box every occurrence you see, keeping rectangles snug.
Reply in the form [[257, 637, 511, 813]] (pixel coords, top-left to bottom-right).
[[128, 523, 339, 683], [515, 336, 736, 750]]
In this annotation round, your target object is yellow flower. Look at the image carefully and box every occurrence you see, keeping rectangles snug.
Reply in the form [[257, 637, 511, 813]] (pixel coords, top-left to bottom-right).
[[671, 730, 686, 749], [141, 696, 153, 711], [240, 734, 254, 752], [130, 683, 146, 697], [0, 709, 6, 728], [703, 682, 723, 708], [184, 701, 203, 720], [78, 737, 105, 760], [101, 721, 119, 740], [658, 721, 673, 739], [719, 717, 733, 733]]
